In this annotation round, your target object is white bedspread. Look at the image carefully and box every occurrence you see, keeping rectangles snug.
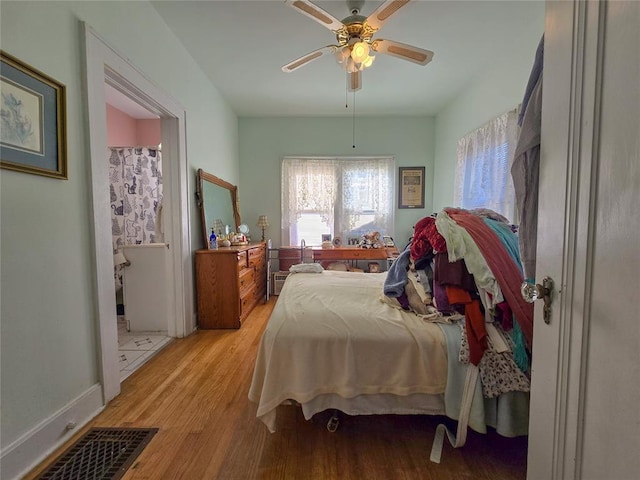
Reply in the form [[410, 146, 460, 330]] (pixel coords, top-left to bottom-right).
[[249, 271, 448, 432]]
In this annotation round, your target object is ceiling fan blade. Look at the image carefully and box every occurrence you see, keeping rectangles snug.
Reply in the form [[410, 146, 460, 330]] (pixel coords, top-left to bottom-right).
[[282, 45, 338, 72], [371, 39, 434, 65], [285, 0, 345, 32], [365, 0, 412, 31], [348, 71, 362, 92]]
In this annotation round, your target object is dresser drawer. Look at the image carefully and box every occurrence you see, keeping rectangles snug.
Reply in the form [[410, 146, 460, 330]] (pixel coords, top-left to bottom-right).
[[237, 251, 248, 270], [241, 282, 266, 320], [239, 266, 255, 291], [248, 246, 265, 268], [240, 286, 257, 321], [239, 297, 249, 322], [255, 263, 267, 280]]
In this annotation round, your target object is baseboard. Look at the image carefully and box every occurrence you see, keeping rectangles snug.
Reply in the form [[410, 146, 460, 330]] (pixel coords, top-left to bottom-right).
[[0, 384, 104, 480]]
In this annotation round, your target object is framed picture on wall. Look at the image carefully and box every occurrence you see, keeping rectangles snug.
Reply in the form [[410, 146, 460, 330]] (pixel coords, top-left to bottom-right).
[[398, 166, 425, 209], [1, 51, 67, 179]]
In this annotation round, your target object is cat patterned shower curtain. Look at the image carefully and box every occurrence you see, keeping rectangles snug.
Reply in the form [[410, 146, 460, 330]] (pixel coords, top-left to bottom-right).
[[109, 147, 163, 289]]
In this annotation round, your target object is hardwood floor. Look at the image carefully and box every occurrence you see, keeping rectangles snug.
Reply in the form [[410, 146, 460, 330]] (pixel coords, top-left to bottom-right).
[[25, 298, 528, 479]]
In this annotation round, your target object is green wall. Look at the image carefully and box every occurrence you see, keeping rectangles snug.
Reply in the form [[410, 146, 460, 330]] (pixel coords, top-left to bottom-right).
[[238, 116, 435, 247], [432, 14, 545, 213], [0, 0, 237, 456]]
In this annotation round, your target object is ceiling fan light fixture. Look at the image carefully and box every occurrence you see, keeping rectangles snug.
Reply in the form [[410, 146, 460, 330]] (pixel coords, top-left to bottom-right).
[[346, 57, 359, 73], [335, 47, 350, 64], [283, 0, 434, 88], [350, 41, 370, 63]]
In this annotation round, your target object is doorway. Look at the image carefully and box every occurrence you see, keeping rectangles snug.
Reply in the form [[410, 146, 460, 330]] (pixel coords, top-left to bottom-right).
[[83, 23, 194, 403], [104, 87, 173, 380]]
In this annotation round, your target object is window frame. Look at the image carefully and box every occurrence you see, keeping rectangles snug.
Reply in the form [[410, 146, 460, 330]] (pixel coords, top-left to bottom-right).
[[281, 156, 395, 246]]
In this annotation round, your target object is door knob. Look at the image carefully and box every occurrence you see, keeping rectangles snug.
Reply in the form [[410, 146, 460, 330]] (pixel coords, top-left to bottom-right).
[[521, 277, 554, 324]]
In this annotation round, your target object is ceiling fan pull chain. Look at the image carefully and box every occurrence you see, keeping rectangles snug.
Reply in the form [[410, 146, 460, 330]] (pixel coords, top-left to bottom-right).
[[352, 89, 356, 149], [345, 71, 349, 109]]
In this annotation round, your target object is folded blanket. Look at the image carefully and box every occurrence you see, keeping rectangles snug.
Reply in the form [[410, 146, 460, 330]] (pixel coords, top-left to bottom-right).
[[289, 263, 324, 273]]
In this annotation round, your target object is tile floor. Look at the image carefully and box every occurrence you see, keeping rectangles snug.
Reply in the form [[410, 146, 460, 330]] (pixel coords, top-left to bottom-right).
[[118, 316, 172, 381]]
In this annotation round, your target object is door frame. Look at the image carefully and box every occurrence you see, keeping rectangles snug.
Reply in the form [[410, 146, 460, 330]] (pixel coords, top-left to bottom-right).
[[83, 23, 194, 403], [528, 1, 605, 478]]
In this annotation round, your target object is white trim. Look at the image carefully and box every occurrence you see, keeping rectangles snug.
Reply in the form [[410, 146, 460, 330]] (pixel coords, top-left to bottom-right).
[[558, 2, 605, 478], [0, 385, 104, 480], [82, 23, 194, 404], [528, 2, 605, 478]]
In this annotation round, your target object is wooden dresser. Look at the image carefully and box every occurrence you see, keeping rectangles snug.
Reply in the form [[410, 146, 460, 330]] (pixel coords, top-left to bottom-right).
[[195, 243, 266, 329]]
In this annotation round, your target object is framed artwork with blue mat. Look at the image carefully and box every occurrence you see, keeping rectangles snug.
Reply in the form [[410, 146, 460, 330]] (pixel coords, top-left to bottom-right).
[[1, 50, 67, 179]]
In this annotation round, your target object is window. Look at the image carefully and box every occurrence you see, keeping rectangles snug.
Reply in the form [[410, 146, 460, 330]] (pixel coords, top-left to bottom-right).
[[281, 157, 395, 246], [454, 110, 519, 221]]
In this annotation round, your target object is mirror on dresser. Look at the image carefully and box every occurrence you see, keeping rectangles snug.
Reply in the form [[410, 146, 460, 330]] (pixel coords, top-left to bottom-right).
[[196, 168, 241, 249]]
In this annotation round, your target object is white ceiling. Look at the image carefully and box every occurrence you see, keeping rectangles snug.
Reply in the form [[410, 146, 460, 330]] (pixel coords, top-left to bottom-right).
[[150, 0, 544, 117]]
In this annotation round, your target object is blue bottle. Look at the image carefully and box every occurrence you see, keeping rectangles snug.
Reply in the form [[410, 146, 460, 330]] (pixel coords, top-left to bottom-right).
[[209, 228, 218, 249]]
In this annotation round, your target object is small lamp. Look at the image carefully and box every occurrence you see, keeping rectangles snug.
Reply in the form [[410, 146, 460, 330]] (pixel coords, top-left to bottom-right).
[[213, 219, 225, 236], [256, 215, 270, 241]]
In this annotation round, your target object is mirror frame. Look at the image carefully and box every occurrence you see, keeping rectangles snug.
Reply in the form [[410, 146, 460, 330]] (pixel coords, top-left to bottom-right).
[[196, 168, 241, 249]]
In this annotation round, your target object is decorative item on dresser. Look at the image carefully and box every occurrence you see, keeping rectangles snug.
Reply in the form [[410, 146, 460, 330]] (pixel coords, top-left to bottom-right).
[[256, 215, 270, 241], [196, 243, 266, 329]]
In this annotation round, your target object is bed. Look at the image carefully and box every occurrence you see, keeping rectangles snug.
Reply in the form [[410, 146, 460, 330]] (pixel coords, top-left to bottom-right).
[[249, 270, 447, 429], [248, 268, 530, 460]]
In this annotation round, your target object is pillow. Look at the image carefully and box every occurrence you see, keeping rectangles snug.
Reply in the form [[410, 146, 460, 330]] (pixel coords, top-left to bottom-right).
[[289, 263, 324, 274]]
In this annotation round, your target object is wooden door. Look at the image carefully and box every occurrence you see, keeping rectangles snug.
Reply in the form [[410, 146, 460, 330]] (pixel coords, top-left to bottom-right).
[[528, 1, 640, 478]]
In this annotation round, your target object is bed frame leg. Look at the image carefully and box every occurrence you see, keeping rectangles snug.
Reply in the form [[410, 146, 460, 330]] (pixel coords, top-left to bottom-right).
[[327, 410, 340, 432]]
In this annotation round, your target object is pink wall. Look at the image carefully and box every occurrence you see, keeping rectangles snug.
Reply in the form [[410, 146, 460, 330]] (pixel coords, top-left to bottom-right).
[[106, 104, 161, 147], [136, 119, 162, 146]]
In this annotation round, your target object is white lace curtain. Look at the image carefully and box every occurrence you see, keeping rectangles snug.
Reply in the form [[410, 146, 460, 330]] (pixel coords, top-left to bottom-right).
[[454, 110, 519, 221], [282, 158, 337, 230], [281, 156, 395, 245]]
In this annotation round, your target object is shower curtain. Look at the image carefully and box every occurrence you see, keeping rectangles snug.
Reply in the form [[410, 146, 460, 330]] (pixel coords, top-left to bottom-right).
[[109, 147, 163, 289]]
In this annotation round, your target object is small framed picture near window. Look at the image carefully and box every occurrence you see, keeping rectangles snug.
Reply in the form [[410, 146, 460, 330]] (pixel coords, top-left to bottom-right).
[[1, 51, 67, 179], [398, 166, 425, 209]]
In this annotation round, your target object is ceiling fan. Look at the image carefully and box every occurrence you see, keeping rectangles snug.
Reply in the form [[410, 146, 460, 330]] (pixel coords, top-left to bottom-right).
[[282, 0, 434, 91]]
